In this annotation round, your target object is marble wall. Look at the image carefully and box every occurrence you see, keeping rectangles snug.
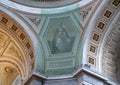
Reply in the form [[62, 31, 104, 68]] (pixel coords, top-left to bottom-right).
[[44, 79, 77, 85], [29, 80, 42, 85]]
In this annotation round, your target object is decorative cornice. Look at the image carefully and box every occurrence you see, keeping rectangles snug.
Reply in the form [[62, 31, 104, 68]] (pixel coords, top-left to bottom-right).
[[10, 0, 82, 8], [26, 65, 117, 85], [0, 0, 93, 14]]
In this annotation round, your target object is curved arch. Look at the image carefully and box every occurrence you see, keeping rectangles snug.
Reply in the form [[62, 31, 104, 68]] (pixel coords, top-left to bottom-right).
[[99, 12, 120, 73], [0, 4, 41, 82], [82, 0, 108, 66], [0, 26, 28, 75], [0, 57, 24, 78], [0, 62, 21, 85]]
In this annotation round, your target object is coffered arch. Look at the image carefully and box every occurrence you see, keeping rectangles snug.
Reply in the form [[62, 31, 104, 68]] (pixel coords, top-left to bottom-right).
[[0, 0, 120, 84], [84, 0, 120, 74], [84, 0, 120, 83], [0, 62, 19, 85], [101, 12, 120, 83], [0, 5, 38, 84]]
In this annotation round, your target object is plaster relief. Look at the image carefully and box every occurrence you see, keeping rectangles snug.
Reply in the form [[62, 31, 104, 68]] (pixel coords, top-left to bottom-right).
[[1, 17, 8, 24], [28, 17, 40, 27], [0, 32, 8, 48], [3, 42, 23, 62]]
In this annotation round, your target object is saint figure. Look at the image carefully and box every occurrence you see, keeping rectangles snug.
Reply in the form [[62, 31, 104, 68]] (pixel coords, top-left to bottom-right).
[[51, 23, 74, 54]]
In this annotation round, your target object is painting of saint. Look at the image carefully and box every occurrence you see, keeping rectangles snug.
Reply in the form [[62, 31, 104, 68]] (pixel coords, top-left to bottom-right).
[[48, 23, 75, 54]]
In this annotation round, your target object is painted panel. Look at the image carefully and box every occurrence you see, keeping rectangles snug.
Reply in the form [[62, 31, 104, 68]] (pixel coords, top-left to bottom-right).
[[44, 17, 76, 54]]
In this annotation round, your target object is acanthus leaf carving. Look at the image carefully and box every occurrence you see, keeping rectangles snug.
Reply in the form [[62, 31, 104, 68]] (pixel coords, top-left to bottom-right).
[[80, 6, 92, 21], [28, 16, 41, 27]]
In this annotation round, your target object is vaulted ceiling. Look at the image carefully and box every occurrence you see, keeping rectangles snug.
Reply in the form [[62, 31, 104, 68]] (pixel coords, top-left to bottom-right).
[[0, 0, 120, 84]]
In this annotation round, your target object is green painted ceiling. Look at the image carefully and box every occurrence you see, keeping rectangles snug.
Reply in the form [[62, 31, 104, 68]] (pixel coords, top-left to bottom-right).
[[35, 8, 83, 76]]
